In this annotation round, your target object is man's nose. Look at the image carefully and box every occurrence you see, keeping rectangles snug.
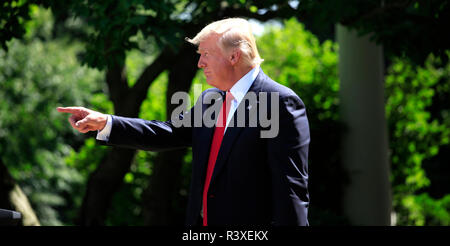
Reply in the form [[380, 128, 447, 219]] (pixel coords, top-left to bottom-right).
[[197, 57, 205, 68]]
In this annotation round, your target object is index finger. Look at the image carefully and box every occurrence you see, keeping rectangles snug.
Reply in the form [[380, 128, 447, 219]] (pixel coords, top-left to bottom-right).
[[57, 107, 85, 114]]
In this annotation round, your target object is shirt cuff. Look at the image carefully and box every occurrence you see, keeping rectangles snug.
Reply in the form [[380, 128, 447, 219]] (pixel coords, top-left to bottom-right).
[[96, 115, 112, 141]]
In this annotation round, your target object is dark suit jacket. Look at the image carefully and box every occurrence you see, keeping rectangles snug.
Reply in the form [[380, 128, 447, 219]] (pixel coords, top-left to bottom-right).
[[100, 70, 310, 226]]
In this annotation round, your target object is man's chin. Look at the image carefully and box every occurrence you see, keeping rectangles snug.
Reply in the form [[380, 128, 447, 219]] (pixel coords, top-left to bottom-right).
[[206, 80, 216, 88]]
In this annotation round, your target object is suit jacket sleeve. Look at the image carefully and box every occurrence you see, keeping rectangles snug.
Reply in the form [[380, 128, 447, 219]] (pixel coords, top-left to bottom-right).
[[267, 93, 310, 226], [97, 113, 192, 152]]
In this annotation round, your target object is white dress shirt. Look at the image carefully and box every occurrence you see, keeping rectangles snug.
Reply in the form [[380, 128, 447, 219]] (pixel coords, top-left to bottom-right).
[[96, 66, 260, 141], [96, 114, 113, 141], [225, 65, 259, 132]]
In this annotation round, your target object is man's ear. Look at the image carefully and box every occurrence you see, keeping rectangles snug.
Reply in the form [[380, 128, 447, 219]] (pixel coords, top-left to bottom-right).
[[229, 49, 241, 66]]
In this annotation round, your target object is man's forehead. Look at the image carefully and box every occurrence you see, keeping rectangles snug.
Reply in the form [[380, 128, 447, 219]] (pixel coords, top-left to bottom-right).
[[198, 42, 213, 53], [198, 34, 220, 49]]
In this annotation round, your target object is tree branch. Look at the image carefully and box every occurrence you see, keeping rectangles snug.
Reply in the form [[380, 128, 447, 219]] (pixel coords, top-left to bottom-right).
[[340, 0, 415, 26], [106, 63, 129, 107], [130, 48, 175, 107], [220, 2, 299, 22]]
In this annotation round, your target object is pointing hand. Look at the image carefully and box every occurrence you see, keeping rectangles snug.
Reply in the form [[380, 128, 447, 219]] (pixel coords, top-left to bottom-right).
[[57, 106, 108, 133]]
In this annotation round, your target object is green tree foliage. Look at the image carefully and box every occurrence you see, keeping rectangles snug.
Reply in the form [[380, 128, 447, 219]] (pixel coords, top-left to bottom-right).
[[41, 0, 179, 69], [0, 0, 35, 50], [0, 7, 106, 225], [386, 52, 450, 225], [297, 0, 450, 65]]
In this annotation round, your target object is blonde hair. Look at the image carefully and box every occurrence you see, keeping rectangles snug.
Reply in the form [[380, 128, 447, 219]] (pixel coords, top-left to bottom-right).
[[186, 18, 264, 67]]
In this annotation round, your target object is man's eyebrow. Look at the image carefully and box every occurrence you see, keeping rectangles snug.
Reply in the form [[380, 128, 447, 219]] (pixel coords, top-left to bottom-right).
[[197, 47, 207, 54]]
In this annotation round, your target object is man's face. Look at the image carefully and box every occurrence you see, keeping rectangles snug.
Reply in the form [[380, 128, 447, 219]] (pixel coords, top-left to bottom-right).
[[197, 35, 232, 90]]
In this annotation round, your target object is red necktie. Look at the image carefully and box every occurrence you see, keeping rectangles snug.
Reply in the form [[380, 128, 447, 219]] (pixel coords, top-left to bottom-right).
[[202, 91, 234, 226]]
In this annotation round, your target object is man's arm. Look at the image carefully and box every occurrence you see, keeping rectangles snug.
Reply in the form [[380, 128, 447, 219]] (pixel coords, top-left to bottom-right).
[[101, 115, 192, 151], [266, 93, 310, 226], [57, 106, 192, 151]]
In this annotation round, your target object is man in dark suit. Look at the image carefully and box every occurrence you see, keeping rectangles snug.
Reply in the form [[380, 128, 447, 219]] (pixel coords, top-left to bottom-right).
[[57, 18, 310, 226]]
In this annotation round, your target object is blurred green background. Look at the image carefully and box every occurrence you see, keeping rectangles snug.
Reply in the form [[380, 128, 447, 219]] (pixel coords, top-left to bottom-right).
[[1, 0, 449, 226]]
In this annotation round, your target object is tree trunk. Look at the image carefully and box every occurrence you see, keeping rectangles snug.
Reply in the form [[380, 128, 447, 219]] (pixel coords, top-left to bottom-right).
[[142, 44, 198, 225], [77, 46, 178, 225], [336, 24, 392, 225], [0, 159, 40, 226], [77, 147, 136, 225]]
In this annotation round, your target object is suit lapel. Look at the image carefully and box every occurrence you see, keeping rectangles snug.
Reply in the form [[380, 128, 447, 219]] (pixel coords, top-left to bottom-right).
[[196, 125, 215, 182], [196, 90, 224, 183], [209, 70, 265, 185]]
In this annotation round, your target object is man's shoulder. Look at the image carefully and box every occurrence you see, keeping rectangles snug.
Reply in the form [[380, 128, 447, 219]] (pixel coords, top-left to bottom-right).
[[257, 72, 302, 101]]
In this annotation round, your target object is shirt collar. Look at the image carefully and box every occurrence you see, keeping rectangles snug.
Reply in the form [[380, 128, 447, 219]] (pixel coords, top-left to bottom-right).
[[228, 66, 259, 104]]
